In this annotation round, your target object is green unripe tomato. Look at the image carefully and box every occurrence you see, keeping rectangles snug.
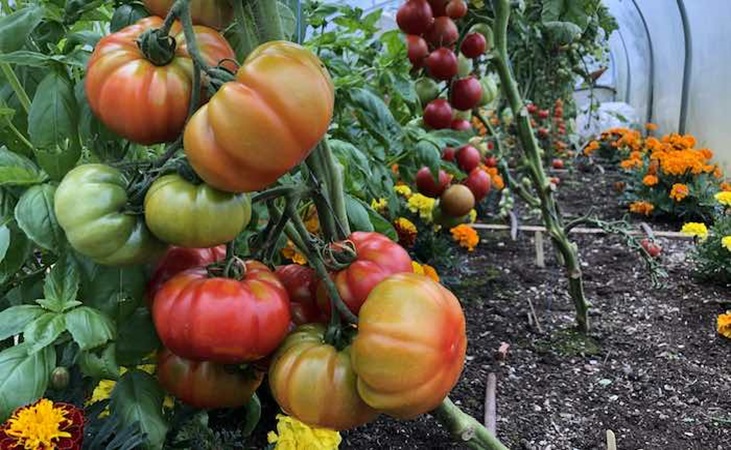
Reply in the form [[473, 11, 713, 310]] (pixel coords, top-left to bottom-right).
[[50, 367, 70, 390], [144, 174, 251, 248], [453, 109, 472, 120], [478, 77, 498, 106], [457, 54, 473, 78], [414, 78, 440, 106]]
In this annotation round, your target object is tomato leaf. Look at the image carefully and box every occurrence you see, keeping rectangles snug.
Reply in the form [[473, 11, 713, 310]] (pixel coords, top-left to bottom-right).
[[0, 304, 44, 341], [22, 311, 66, 354], [0, 343, 55, 421], [116, 308, 161, 366], [79, 343, 120, 380], [0, 6, 44, 53], [0, 223, 9, 261], [38, 254, 80, 312], [14, 184, 65, 252], [541, 0, 593, 31], [415, 140, 442, 179], [241, 393, 262, 437], [0, 146, 47, 186], [278, 2, 296, 39], [111, 370, 169, 450], [65, 306, 116, 351], [0, 50, 53, 67], [76, 258, 146, 322], [0, 221, 32, 285], [349, 196, 397, 241], [349, 88, 404, 151], [345, 195, 374, 233]]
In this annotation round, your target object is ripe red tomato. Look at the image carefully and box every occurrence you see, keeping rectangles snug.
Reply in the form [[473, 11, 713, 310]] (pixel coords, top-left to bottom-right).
[[275, 264, 327, 325], [269, 324, 378, 430], [184, 41, 334, 193], [463, 168, 491, 202], [445, 0, 467, 19], [316, 232, 413, 315], [455, 145, 481, 172], [425, 47, 458, 80], [551, 159, 564, 169], [442, 146, 456, 161], [440, 184, 475, 217], [527, 103, 538, 114], [449, 76, 483, 111], [550, 176, 561, 185], [85, 17, 235, 145], [425, 17, 458, 47], [396, 0, 434, 35], [416, 167, 452, 198], [640, 238, 662, 258], [427, 0, 449, 16], [406, 35, 429, 67], [423, 99, 453, 129], [146, 246, 225, 306], [484, 155, 498, 167], [153, 261, 291, 363], [537, 128, 549, 139], [450, 118, 472, 131], [157, 348, 264, 409], [143, 0, 233, 30], [538, 109, 550, 119], [460, 32, 487, 58], [351, 273, 467, 419]]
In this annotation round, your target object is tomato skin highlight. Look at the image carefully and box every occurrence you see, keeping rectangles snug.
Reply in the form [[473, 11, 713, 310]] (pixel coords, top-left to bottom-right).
[[183, 41, 335, 193], [85, 17, 235, 145], [152, 261, 292, 363], [143, 0, 233, 30], [268, 324, 378, 431], [351, 273, 467, 419], [157, 348, 264, 409]]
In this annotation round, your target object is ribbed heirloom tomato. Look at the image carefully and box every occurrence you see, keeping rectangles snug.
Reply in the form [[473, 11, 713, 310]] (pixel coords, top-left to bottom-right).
[[143, 0, 233, 30], [85, 17, 235, 145], [54, 164, 166, 266], [275, 264, 327, 325], [268, 324, 378, 430], [152, 261, 291, 363], [157, 348, 264, 409], [316, 232, 413, 315], [145, 245, 226, 305], [144, 174, 252, 248], [351, 273, 467, 418], [184, 41, 335, 193]]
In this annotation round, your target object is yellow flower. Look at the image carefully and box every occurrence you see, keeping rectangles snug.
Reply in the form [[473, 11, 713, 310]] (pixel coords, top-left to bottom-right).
[[412, 261, 440, 282], [715, 191, 731, 206], [680, 222, 708, 240], [642, 174, 658, 186], [3, 399, 72, 449], [450, 224, 479, 251], [267, 414, 341, 450], [282, 240, 307, 265], [669, 183, 689, 202], [394, 184, 412, 198], [370, 198, 388, 213], [629, 201, 654, 216], [394, 217, 418, 247], [468, 209, 477, 224], [407, 193, 435, 221], [718, 311, 731, 339], [304, 206, 320, 234], [721, 236, 731, 252]]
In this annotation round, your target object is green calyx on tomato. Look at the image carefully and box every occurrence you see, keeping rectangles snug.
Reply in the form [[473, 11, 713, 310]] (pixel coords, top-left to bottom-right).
[[268, 324, 378, 431], [54, 164, 167, 266], [144, 174, 251, 248]]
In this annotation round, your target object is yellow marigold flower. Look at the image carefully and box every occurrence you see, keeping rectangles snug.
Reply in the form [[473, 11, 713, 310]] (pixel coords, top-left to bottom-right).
[[722, 236, 731, 252], [450, 224, 479, 251], [714, 191, 731, 206], [717, 311, 731, 339], [642, 174, 659, 186], [407, 193, 435, 221], [669, 183, 689, 202], [304, 206, 320, 234], [645, 122, 658, 131], [1, 399, 84, 450], [267, 414, 341, 450], [394, 217, 418, 247], [680, 222, 708, 240], [282, 240, 307, 265], [370, 198, 388, 213], [412, 261, 440, 282], [629, 201, 654, 216], [394, 184, 412, 198], [468, 209, 477, 223]]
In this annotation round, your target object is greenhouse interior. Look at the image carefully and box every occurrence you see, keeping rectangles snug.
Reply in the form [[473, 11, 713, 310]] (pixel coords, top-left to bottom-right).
[[0, 0, 729, 449]]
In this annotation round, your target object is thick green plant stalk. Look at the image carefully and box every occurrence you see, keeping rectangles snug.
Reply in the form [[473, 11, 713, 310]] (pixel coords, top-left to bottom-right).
[[432, 398, 510, 450], [490, 0, 590, 331]]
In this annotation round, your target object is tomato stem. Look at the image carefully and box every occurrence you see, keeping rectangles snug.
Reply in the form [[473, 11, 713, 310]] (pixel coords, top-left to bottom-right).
[[319, 140, 351, 238], [432, 397, 509, 450], [0, 63, 32, 114], [304, 152, 340, 241]]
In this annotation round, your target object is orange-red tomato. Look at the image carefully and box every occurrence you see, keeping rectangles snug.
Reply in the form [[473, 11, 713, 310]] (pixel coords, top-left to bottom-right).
[[351, 273, 467, 419], [183, 41, 335, 193], [85, 17, 235, 145], [275, 264, 327, 325], [143, 0, 233, 30], [157, 348, 263, 409], [268, 324, 378, 430]]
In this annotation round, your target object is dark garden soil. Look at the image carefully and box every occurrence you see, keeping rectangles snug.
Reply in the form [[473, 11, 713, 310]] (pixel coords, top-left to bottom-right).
[[242, 168, 731, 450]]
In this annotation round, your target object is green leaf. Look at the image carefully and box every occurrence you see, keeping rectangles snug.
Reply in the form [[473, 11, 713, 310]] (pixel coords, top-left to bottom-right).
[[65, 306, 115, 351], [0, 146, 47, 187], [541, 0, 593, 31], [0, 50, 53, 67], [0, 223, 9, 261], [345, 195, 374, 233], [0, 304, 44, 341], [28, 70, 81, 180], [111, 370, 169, 450], [0, 7, 44, 53], [116, 308, 161, 366], [38, 254, 80, 312], [79, 343, 120, 380], [348, 196, 397, 240], [23, 311, 66, 354], [0, 221, 32, 285], [349, 88, 403, 150], [77, 258, 146, 321], [14, 184, 64, 252], [0, 343, 55, 421], [415, 140, 441, 178], [543, 21, 583, 45], [241, 393, 262, 437], [278, 2, 296, 39]]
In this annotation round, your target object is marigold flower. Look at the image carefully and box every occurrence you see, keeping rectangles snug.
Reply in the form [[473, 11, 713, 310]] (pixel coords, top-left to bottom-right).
[[370, 198, 388, 213], [722, 236, 731, 252], [721, 182, 731, 192], [629, 201, 654, 216], [407, 193, 435, 221], [0, 399, 84, 450], [304, 206, 320, 234], [282, 240, 307, 265], [450, 224, 479, 251], [620, 158, 643, 170], [645, 122, 658, 131], [394, 184, 412, 198], [669, 183, 689, 202], [412, 261, 440, 282], [717, 312, 731, 339], [583, 140, 600, 155], [267, 414, 341, 450], [642, 174, 659, 186], [394, 217, 418, 247], [680, 222, 708, 240], [714, 191, 731, 206]]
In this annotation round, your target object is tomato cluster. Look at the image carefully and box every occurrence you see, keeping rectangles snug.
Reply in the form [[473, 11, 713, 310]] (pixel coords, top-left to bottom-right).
[[397, 0, 497, 130]]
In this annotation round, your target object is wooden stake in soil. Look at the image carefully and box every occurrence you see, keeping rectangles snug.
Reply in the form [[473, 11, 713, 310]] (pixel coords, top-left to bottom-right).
[[534, 230, 545, 267], [606, 429, 617, 450], [484, 373, 497, 434]]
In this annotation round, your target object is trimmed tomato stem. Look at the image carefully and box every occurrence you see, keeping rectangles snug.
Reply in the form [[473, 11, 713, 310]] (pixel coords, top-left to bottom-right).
[[432, 397, 509, 450]]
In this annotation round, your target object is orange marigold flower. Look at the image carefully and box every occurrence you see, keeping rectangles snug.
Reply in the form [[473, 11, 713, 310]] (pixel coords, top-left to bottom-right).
[[642, 174, 659, 186], [1, 399, 85, 450], [718, 311, 731, 339], [669, 183, 689, 202], [583, 140, 600, 155], [629, 201, 655, 216], [620, 158, 643, 170], [281, 240, 307, 265], [412, 261, 440, 283], [700, 148, 714, 160], [450, 224, 479, 251], [713, 166, 724, 179], [721, 182, 731, 192], [394, 217, 418, 248], [645, 122, 658, 131], [491, 174, 504, 190]]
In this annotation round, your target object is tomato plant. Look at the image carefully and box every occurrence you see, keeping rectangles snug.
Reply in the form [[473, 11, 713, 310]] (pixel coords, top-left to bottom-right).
[[396, 0, 434, 36], [449, 76, 483, 111], [425, 47, 458, 81], [416, 167, 452, 198], [440, 184, 475, 217], [464, 168, 492, 202], [423, 98, 453, 129], [143, 0, 233, 30], [425, 17, 458, 47], [146, 245, 226, 304], [275, 264, 327, 325]]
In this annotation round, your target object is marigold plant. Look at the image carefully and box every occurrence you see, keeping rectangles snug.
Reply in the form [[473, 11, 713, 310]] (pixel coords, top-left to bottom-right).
[[686, 194, 731, 284]]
